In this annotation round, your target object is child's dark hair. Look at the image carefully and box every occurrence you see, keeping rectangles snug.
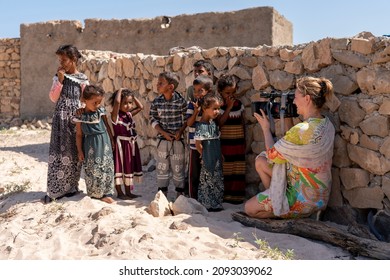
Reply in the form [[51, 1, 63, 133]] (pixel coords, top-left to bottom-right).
[[108, 89, 134, 107], [217, 74, 238, 93], [55, 44, 82, 63], [193, 75, 214, 92], [159, 71, 180, 90], [199, 92, 223, 110], [83, 84, 105, 100], [193, 60, 214, 76]]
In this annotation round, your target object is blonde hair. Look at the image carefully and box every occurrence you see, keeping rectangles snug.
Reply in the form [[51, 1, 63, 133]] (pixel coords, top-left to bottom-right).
[[296, 77, 334, 108]]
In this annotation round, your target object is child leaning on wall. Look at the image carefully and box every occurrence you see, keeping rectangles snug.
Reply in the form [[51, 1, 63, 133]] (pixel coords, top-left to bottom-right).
[[216, 74, 246, 204]]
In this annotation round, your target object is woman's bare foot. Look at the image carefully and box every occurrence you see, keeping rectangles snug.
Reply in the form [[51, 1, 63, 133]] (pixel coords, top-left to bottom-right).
[[100, 196, 115, 204]]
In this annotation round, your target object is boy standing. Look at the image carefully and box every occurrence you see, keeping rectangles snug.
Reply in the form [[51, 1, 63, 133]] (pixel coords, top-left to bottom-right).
[[150, 72, 188, 198], [186, 60, 215, 101]]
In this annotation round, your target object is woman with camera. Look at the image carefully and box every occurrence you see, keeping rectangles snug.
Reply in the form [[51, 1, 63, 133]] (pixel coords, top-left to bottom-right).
[[245, 76, 335, 219]]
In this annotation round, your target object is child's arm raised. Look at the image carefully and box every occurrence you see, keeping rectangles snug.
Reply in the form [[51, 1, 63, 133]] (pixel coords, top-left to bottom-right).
[[111, 88, 122, 123], [217, 96, 235, 127], [130, 96, 144, 117], [186, 101, 200, 127], [75, 122, 84, 162]]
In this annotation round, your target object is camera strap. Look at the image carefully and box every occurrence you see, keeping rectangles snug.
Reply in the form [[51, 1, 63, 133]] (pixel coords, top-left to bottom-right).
[[280, 92, 288, 135], [267, 102, 276, 137]]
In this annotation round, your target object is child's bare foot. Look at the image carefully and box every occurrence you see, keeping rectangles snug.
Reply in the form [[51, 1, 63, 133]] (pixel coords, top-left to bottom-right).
[[100, 196, 115, 204], [125, 193, 141, 198]]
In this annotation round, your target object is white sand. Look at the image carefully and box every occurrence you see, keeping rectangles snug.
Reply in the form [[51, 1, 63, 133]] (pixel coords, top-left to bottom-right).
[[0, 129, 353, 260]]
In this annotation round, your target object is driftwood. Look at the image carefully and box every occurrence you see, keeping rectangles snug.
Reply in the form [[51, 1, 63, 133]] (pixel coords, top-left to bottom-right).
[[231, 211, 390, 260]]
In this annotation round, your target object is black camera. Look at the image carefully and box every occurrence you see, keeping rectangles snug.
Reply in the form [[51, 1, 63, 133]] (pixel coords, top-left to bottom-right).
[[251, 91, 298, 119]]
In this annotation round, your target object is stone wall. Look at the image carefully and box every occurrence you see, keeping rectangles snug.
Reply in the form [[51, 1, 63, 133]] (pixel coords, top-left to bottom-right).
[[0, 38, 20, 118], [76, 32, 390, 220], [19, 7, 292, 119]]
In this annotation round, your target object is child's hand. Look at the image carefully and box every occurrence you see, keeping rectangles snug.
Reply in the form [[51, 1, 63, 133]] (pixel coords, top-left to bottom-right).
[[78, 152, 84, 162], [192, 100, 200, 112], [162, 131, 175, 141], [57, 67, 65, 84], [174, 130, 182, 141], [225, 96, 235, 110], [75, 107, 85, 116]]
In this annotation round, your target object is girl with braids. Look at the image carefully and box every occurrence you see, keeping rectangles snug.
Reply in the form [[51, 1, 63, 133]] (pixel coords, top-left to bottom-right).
[[245, 76, 336, 219]]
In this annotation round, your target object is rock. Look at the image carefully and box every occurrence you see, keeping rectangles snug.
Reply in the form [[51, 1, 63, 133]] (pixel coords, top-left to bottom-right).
[[148, 191, 172, 217], [171, 195, 208, 216]]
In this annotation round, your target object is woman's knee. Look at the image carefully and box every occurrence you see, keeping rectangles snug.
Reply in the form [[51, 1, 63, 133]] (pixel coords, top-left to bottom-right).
[[255, 156, 266, 172], [244, 197, 258, 217]]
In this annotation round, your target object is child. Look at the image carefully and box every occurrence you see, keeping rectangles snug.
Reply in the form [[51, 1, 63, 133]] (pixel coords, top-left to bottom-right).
[[149, 72, 188, 198], [43, 44, 89, 204], [195, 93, 224, 212], [186, 60, 215, 101], [109, 88, 143, 200], [74, 85, 115, 204], [186, 75, 214, 199], [217, 74, 246, 204]]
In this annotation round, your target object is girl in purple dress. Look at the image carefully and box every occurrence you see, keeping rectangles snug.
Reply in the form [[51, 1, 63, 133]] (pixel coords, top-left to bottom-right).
[[109, 88, 143, 199]]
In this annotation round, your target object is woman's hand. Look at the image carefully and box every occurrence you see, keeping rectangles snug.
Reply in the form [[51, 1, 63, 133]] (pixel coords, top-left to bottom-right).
[[254, 109, 271, 132]]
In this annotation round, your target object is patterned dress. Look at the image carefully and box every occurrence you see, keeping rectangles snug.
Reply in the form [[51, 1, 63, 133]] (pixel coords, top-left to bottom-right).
[[47, 73, 88, 199], [112, 111, 143, 188], [219, 100, 246, 204], [74, 107, 114, 199], [195, 120, 224, 210], [256, 118, 333, 218]]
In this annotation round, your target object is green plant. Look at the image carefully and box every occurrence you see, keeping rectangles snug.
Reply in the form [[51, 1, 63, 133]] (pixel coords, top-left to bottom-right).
[[0, 180, 31, 198], [227, 232, 245, 248], [253, 233, 295, 260]]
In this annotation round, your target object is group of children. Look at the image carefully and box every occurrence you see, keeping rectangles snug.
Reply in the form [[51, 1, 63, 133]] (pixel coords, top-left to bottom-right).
[[44, 44, 246, 211], [44, 44, 144, 204], [150, 61, 246, 212]]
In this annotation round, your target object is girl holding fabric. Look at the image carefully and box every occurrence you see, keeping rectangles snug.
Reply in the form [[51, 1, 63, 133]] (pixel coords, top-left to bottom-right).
[[245, 76, 335, 219]]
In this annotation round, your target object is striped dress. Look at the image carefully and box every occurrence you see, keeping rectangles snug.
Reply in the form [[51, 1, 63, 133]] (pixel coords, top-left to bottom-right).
[[219, 100, 246, 204]]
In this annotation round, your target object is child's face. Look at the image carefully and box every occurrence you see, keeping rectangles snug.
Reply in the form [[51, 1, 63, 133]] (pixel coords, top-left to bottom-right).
[[57, 54, 76, 74], [120, 95, 133, 112], [220, 85, 236, 101], [157, 77, 173, 95], [194, 66, 209, 78], [203, 101, 221, 120], [83, 95, 103, 112], [193, 84, 208, 100]]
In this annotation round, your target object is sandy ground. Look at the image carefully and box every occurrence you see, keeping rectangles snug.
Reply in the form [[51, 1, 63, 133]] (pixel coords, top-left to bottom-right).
[[0, 129, 355, 260]]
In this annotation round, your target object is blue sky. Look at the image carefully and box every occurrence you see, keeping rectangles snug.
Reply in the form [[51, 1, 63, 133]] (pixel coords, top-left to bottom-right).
[[0, 0, 389, 45]]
